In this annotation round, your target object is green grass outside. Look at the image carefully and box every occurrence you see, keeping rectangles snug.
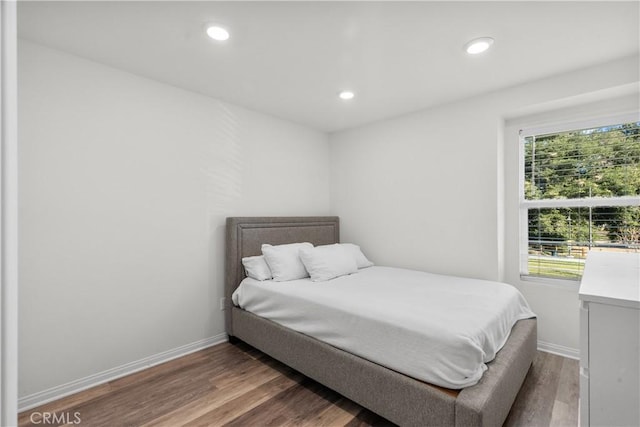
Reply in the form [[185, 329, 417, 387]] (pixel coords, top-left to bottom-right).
[[527, 257, 584, 280]]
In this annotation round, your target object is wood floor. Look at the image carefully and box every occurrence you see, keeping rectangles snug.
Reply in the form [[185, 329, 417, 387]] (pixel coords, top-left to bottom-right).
[[19, 342, 578, 427]]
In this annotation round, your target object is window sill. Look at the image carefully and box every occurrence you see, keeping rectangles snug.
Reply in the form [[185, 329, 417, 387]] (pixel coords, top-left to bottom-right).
[[519, 274, 580, 290]]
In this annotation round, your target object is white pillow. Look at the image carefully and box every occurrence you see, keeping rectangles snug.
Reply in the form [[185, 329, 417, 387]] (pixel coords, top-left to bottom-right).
[[261, 242, 313, 281], [242, 255, 272, 281], [340, 243, 374, 268], [299, 244, 358, 282]]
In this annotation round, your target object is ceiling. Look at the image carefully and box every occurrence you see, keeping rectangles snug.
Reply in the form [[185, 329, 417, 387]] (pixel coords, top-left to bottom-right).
[[17, 1, 640, 133]]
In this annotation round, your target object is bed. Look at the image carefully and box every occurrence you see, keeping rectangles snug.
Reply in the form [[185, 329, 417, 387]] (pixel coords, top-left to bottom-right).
[[225, 216, 537, 426]]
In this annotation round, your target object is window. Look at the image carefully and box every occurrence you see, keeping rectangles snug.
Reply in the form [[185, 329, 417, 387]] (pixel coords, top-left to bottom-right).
[[519, 115, 640, 280]]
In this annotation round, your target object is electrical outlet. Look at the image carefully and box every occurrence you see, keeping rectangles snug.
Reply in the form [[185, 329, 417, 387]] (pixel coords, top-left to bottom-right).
[[219, 297, 226, 311]]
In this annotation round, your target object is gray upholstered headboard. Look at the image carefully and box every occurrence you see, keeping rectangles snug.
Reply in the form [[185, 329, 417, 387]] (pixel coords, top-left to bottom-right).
[[224, 216, 340, 336]]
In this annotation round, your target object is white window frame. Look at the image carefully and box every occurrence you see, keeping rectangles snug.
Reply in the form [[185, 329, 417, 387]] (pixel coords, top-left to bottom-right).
[[518, 112, 640, 280]]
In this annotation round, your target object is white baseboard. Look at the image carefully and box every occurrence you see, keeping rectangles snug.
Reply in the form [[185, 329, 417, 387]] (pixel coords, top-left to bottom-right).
[[18, 333, 228, 412], [19, 334, 577, 412], [538, 340, 579, 360]]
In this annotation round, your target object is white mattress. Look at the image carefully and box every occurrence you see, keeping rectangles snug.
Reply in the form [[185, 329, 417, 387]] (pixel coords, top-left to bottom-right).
[[232, 266, 535, 389]]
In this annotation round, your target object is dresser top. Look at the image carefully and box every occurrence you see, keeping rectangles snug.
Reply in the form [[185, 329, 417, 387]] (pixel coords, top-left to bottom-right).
[[579, 251, 640, 309]]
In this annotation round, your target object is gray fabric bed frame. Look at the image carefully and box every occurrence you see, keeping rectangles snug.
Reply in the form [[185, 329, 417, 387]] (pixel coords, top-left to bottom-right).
[[225, 216, 537, 427]]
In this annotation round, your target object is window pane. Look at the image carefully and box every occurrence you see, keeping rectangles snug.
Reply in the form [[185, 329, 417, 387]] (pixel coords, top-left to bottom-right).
[[524, 122, 640, 201], [527, 206, 640, 279]]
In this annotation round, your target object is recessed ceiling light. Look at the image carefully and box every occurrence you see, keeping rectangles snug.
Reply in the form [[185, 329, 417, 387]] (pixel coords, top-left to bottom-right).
[[338, 91, 355, 100], [206, 25, 230, 41], [464, 37, 494, 55]]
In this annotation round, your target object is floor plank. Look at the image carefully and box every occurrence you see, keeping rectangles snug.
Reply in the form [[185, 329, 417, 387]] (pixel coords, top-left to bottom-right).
[[549, 357, 580, 427], [503, 352, 579, 427], [179, 375, 303, 427], [19, 343, 579, 427]]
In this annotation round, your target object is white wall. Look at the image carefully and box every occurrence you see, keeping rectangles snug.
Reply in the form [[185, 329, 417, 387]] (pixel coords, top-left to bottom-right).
[[330, 103, 503, 280], [329, 55, 639, 353], [1, 1, 19, 424], [18, 40, 330, 398]]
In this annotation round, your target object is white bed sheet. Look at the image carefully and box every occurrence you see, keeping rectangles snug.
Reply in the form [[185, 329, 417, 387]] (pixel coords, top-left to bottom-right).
[[232, 266, 535, 389]]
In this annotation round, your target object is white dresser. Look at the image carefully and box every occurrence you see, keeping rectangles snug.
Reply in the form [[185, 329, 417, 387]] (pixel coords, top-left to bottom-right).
[[579, 251, 640, 427]]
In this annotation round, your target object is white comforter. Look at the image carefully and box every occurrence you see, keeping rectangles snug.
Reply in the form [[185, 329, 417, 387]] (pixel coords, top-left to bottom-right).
[[232, 266, 535, 389]]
